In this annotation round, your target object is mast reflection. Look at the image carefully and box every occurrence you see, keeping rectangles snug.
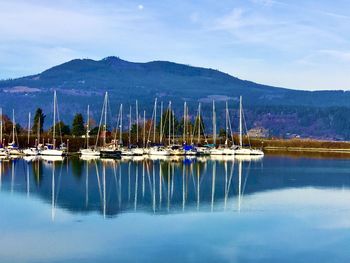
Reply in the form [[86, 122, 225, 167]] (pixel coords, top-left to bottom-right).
[[0, 156, 263, 219]]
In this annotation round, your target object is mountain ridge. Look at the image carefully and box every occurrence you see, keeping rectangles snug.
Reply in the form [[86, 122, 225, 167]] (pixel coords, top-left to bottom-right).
[[1, 56, 350, 139]]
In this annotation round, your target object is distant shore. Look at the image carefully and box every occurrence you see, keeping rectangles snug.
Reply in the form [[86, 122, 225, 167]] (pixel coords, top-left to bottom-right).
[[5, 135, 350, 156]]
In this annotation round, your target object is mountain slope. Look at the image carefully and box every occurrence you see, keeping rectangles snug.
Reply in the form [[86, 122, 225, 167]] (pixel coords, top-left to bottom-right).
[[1, 56, 350, 139]]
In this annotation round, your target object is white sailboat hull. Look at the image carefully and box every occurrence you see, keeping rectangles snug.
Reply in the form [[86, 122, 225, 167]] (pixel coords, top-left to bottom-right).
[[7, 149, 22, 155], [196, 147, 211, 155], [131, 148, 144, 156], [222, 148, 235, 155], [0, 149, 7, 156], [148, 147, 171, 156], [209, 148, 225, 155], [41, 155, 64, 162], [170, 149, 185, 155], [121, 148, 134, 156], [41, 149, 64, 156], [235, 148, 264, 156], [184, 150, 197, 156], [80, 149, 100, 156], [23, 148, 40, 156]]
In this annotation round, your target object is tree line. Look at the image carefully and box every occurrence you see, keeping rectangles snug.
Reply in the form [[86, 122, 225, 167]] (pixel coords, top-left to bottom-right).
[[0, 108, 232, 139]]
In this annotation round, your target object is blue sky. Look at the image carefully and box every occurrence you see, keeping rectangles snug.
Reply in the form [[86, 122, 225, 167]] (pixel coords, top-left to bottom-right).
[[1, 0, 350, 90]]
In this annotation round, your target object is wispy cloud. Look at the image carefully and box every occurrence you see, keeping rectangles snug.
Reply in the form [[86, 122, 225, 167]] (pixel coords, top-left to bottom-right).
[[1, 0, 350, 90]]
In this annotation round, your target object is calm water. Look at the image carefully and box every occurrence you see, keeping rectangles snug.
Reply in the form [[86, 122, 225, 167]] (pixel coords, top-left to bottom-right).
[[1, 155, 350, 263]]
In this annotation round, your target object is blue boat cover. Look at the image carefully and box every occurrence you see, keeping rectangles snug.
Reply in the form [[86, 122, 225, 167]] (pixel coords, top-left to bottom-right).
[[183, 145, 194, 151]]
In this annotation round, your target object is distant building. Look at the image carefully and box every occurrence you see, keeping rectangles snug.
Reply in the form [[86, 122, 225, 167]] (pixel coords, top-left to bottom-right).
[[247, 127, 269, 138]]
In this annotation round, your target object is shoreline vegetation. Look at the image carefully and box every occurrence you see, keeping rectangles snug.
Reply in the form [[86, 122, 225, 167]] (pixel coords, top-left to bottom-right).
[[2, 104, 350, 157], [5, 134, 350, 156]]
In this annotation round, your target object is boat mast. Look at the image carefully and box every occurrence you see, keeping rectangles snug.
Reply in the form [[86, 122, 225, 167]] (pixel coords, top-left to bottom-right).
[[153, 98, 157, 144], [103, 92, 108, 147], [53, 91, 56, 148], [239, 96, 243, 148], [143, 110, 146, 147], [225, 101, 229, 147], [197, 103, 201, 145], [172, 109, 175, 145], [136, 100, 139, 146], [189, 104, 193, 145], [168, 101, 171, 146], [12, 109, 15, 143], [160, 101, 163, 144], [120, 104, 123, 146], [27, 112, 31, 145], [213, 100, 216, 145], [129, 105, 132, 147], [86, 105, 90, 149], [0, 107, 2, 145], [37, 116, 40, 147], [183, 102, 186, 144]]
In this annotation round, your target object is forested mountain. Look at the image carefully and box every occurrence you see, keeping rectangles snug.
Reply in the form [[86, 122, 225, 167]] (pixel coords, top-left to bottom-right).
[[1, 56, 350, 139]]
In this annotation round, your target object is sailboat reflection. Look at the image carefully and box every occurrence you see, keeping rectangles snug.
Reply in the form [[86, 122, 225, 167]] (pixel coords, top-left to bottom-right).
[[51, 160, 63, 221], [0, 156, 262, 219]]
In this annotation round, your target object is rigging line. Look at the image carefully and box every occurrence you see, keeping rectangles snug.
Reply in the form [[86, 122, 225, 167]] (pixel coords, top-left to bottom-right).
[[160, 102, 171, 144], [242, 160, 252, 198], [145, 161, 153, 196], [146, 98, 157, 147], [94, 160, 103, 205], [55, 94, 64, 145], [54, 162, 63, 205], [227, 105, 235, 146], [95, 94, 106, 149], [224, 161, 235, 201], [242, 108, 252, 148], [114, 104, 122, 143]]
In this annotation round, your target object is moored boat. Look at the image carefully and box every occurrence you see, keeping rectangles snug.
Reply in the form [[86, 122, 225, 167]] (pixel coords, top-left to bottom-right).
[[148, 145, 171, 156], [80, 105, 100, 157], [23, 147, 40, 156], [235, 96, 264, 156], [6, 110, 23, 156], [41, 91, 67, 156]]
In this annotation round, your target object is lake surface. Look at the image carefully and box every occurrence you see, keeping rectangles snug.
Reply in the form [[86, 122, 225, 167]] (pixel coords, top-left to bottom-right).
[[1, 155, 350, 263]]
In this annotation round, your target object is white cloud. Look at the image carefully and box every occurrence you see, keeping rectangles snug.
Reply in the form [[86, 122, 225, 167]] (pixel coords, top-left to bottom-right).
[[319, 50, 350, 62]]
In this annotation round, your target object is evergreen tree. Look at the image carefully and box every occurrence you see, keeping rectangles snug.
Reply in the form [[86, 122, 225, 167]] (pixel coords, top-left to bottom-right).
[[1, 114, 13, 134], [49, 121, 71, 136], [219, 128, 226, 138], [32, 108, 45, 135], [71, 113, 85, 136], [89, 127, 99, 136], [15, 123, 23, 135]]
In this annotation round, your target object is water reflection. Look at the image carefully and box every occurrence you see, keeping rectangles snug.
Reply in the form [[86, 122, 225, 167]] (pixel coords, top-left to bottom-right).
[[2, 155, 350, 220], [2, 156, 350, 263], [0, 156, 265, 218]]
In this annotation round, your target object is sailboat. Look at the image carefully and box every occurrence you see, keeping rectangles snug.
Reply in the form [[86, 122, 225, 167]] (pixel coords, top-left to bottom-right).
[[121, 105, 138, 156], [235, 96, 264, 156], [182, 102, 197, 156], [195, 103, 210, 156], [222, 101, 235, 155], [131, 100, 144, 156], [6, 109, 22, 155], [80, 105, 100, 157], [148, 99, 170, 156], [0, 108, 7, 157], [208, 100, 226, 155], [99, 92, 121, 158], [23, 112, 40, 156], [41, 91, 66, 156]]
